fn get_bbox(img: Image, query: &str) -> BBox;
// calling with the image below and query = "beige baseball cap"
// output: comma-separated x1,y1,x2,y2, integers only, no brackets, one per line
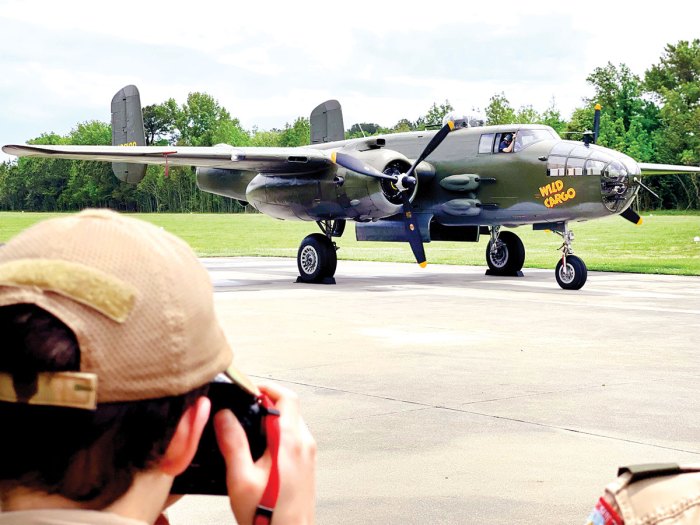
0,209,255,410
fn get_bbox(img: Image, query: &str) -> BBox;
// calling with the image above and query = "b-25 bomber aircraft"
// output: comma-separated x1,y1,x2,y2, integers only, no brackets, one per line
4,85,700,289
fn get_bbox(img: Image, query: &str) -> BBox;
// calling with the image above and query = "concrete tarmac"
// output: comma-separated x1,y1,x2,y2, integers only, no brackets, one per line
168,258,700,524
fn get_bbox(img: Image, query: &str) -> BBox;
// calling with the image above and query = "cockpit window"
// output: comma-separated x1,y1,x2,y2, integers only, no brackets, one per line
514,129,557,152
480,128,557,155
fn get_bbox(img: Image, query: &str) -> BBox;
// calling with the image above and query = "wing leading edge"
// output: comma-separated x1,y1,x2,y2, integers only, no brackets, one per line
639,163,700,176
1,144,333,175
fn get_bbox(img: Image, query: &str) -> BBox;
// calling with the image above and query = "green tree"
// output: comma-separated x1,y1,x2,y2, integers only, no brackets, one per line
420,100,454,127
391,118,415,133
143,99,179,145
19,132,71,211
485,93,516,125
346,123,383,138
211,118,251,146
586,62,645,132
645,39,700,165
177,92,231,147
62,121,125,209
541,99,567,135
250,128,282,147
644,39,700,208
596,115,626,151
623,120,655,163
0,161,23,210
515,105,541,124
279,117,310,147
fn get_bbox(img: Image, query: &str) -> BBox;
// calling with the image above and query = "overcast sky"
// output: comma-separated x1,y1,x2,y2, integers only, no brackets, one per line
1,0,698,162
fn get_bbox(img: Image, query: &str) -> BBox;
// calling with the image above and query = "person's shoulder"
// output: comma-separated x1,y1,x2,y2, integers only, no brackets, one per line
588,463,700,525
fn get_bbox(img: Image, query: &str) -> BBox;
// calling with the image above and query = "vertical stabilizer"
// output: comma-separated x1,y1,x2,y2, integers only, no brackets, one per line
111,85,146,184
310,100,344,144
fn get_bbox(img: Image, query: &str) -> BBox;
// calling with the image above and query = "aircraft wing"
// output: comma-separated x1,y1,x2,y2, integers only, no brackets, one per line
639,163,700,176
1,144,333,175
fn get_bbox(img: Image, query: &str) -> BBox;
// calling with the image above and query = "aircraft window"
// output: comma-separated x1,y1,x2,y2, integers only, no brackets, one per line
605,160,627,177
493,132,514,153
624,159,641,176
570,145,592,158
516,129,555,151
478,133,496,154
550,142,575,156
585,160,606,176
547,155,567,176
589,150,613,163
566,157,585,176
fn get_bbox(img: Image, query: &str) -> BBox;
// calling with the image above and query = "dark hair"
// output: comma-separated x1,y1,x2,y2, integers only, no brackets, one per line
0,304,207,508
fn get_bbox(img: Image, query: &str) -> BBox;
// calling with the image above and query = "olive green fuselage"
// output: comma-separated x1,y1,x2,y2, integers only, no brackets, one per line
196,124,639,240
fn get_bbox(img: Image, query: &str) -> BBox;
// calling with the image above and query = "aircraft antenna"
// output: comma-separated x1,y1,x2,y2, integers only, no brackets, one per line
358,123,367,138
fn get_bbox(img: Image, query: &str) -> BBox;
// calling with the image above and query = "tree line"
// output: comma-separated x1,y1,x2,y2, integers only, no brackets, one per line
1,39,698,212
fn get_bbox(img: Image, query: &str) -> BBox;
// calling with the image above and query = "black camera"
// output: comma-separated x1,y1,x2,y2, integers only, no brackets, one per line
171,373,270,495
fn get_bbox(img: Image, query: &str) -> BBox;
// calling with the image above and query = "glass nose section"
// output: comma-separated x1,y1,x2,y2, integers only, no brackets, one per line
601,160,631,212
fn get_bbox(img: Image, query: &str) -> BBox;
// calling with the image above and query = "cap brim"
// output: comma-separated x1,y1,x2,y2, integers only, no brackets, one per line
223,364,259,396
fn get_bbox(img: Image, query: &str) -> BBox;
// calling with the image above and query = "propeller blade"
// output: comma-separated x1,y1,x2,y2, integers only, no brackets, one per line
400,192,427,268
331,151,397,182
620,207,643,225
405,120,455,178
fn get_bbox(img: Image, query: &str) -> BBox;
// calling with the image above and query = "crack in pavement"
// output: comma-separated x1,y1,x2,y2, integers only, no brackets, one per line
255,375,700,456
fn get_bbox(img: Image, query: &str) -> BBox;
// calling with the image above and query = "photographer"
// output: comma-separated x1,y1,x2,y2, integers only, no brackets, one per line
0,210,315,525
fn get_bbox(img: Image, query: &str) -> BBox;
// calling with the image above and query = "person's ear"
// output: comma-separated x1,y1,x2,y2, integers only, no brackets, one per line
158,396,211,476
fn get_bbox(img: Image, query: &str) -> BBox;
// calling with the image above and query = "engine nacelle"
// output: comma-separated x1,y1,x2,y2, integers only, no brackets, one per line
196,167,254,202
244,149,415,222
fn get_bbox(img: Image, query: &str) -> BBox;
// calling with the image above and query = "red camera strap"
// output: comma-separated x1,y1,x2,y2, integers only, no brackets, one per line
253,394,281,525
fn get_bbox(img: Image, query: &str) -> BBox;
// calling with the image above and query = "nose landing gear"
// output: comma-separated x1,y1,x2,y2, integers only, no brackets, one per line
553,224,587,290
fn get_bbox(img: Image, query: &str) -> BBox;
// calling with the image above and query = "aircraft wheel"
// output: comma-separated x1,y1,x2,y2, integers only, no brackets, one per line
555,255,587,290
485,231,525,275
297,233,337,283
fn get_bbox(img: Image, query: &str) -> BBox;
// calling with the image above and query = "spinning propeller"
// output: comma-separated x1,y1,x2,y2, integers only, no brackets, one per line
331,120,458,267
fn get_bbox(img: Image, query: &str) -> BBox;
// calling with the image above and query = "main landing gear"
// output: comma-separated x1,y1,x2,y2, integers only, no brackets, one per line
553,224,587,290
484,224,587,290
296,220,344,284
485,226,525,276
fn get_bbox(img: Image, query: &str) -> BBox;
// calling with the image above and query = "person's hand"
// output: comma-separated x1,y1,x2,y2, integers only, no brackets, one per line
214,382,316,524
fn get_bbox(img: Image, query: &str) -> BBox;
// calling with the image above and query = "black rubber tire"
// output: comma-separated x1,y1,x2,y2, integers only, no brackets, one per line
297,234,337,283
555,255,588,290
485,231,525,275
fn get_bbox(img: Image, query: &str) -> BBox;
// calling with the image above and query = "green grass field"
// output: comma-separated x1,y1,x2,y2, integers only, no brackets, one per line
1,211,699,275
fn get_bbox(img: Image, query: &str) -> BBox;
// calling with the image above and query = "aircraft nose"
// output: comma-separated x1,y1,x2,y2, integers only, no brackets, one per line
600,158,640,213
625,159,642,177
